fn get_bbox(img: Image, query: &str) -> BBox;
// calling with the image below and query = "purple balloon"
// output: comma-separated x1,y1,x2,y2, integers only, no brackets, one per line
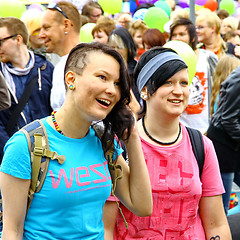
178,0,189,8
234,0,240,8
28,3,45,12
138,0,158,5
195,0,207,6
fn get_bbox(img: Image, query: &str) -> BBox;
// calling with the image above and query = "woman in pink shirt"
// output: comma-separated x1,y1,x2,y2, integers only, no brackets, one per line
104,46,231,240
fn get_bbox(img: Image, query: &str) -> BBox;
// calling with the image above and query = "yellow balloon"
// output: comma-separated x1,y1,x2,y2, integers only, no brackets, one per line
164,40,197,85
0,0,26,18
80,23,96,43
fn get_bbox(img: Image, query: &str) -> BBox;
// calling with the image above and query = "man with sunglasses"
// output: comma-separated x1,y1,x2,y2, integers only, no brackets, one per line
0,17,54,161
40,1,81,111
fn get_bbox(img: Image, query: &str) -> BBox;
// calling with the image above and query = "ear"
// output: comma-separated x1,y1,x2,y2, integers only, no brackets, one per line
65,71,76,88
63,19,72,33
141,86,149,101
211,25,216,34
16,35,24,46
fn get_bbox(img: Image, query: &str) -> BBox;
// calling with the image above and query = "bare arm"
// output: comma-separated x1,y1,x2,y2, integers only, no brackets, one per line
199,195,232,240
103,201,119,240
0,72,11,111
111,121,153,217
0,172,30,240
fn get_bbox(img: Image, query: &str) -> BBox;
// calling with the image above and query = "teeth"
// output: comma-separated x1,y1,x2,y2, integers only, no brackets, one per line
98,99,110,105
171,100,181,103
101,99,110,104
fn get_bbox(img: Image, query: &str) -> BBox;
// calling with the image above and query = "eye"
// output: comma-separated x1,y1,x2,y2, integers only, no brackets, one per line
181,80,189,86
98,75,106,80
164,81,172,85
44,26,50,31
114,81,120,86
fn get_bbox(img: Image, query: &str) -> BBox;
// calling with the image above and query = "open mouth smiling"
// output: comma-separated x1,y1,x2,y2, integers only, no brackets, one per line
169,99,182,104
96,98,111,107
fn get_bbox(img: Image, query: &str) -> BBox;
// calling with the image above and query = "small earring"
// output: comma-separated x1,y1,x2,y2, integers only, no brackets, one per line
65,32,68,35
69,85,74,90
141,93,147,100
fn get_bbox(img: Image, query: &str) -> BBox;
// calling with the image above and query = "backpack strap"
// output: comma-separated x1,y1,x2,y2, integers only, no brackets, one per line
186,127,205,178
20,119,65,213
93,123,128,228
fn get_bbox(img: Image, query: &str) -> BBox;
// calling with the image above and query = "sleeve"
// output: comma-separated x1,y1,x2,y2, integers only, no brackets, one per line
0,131,31,180
201,135,225,197
107,139,123,202
50,58,67,111
207,51,218,77
0,71,11,111
219,70,240,143
113,138,124,162
0,121,10,162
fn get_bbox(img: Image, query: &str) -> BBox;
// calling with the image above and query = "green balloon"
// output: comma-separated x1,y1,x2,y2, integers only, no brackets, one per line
0,0,26,18
144,7,169,33
98,0,123,14
219,0,235,15
164,40,197,85
80,23,96,43
154,1,171,17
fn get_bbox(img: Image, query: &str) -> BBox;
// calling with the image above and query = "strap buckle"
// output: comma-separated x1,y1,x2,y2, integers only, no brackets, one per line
33,146,44,156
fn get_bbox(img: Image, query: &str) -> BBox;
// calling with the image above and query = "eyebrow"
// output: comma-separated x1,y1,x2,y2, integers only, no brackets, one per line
98,70,112,77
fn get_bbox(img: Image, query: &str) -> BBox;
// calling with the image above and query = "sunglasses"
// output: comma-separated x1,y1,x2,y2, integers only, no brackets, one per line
0,34,18,47
48,2,69,19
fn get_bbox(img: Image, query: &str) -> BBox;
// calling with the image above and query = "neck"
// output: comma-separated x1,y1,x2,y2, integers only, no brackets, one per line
48,106,92,139
203,34,219,51
11,47,30,68
140,114,181,145
57,34,80,57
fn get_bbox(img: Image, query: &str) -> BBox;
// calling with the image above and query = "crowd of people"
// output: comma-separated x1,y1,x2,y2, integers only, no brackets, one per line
0,0,240,239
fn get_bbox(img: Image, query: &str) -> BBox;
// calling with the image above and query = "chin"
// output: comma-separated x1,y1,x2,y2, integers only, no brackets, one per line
0,57,8,63
90,112,108,122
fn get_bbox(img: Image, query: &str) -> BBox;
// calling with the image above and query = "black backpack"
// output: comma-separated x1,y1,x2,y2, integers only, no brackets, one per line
186,127,205,178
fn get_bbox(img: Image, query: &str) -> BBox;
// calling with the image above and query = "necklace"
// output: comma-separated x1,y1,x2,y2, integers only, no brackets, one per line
51,111,64,135
142,116,181,145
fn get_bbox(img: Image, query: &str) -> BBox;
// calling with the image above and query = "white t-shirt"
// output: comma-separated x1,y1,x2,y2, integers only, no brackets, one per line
180,50,212,134
50,55,68,111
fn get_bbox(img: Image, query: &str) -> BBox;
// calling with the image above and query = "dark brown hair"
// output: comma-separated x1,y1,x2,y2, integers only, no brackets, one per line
65,42,134,150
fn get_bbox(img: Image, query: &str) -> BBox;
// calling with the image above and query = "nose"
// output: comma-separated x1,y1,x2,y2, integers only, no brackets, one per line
105,81,118,96
39,28,46,39
172,82,183,95
174,35,181,41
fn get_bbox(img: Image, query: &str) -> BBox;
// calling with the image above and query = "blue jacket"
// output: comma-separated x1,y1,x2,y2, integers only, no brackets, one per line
0,53,54,161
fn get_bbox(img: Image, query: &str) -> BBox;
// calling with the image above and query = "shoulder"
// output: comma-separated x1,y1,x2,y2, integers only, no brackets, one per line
53,55,68,72
200,49,218,62
226,42,235,54
1,130,31,179
34,53,54,71
223,66,240,87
